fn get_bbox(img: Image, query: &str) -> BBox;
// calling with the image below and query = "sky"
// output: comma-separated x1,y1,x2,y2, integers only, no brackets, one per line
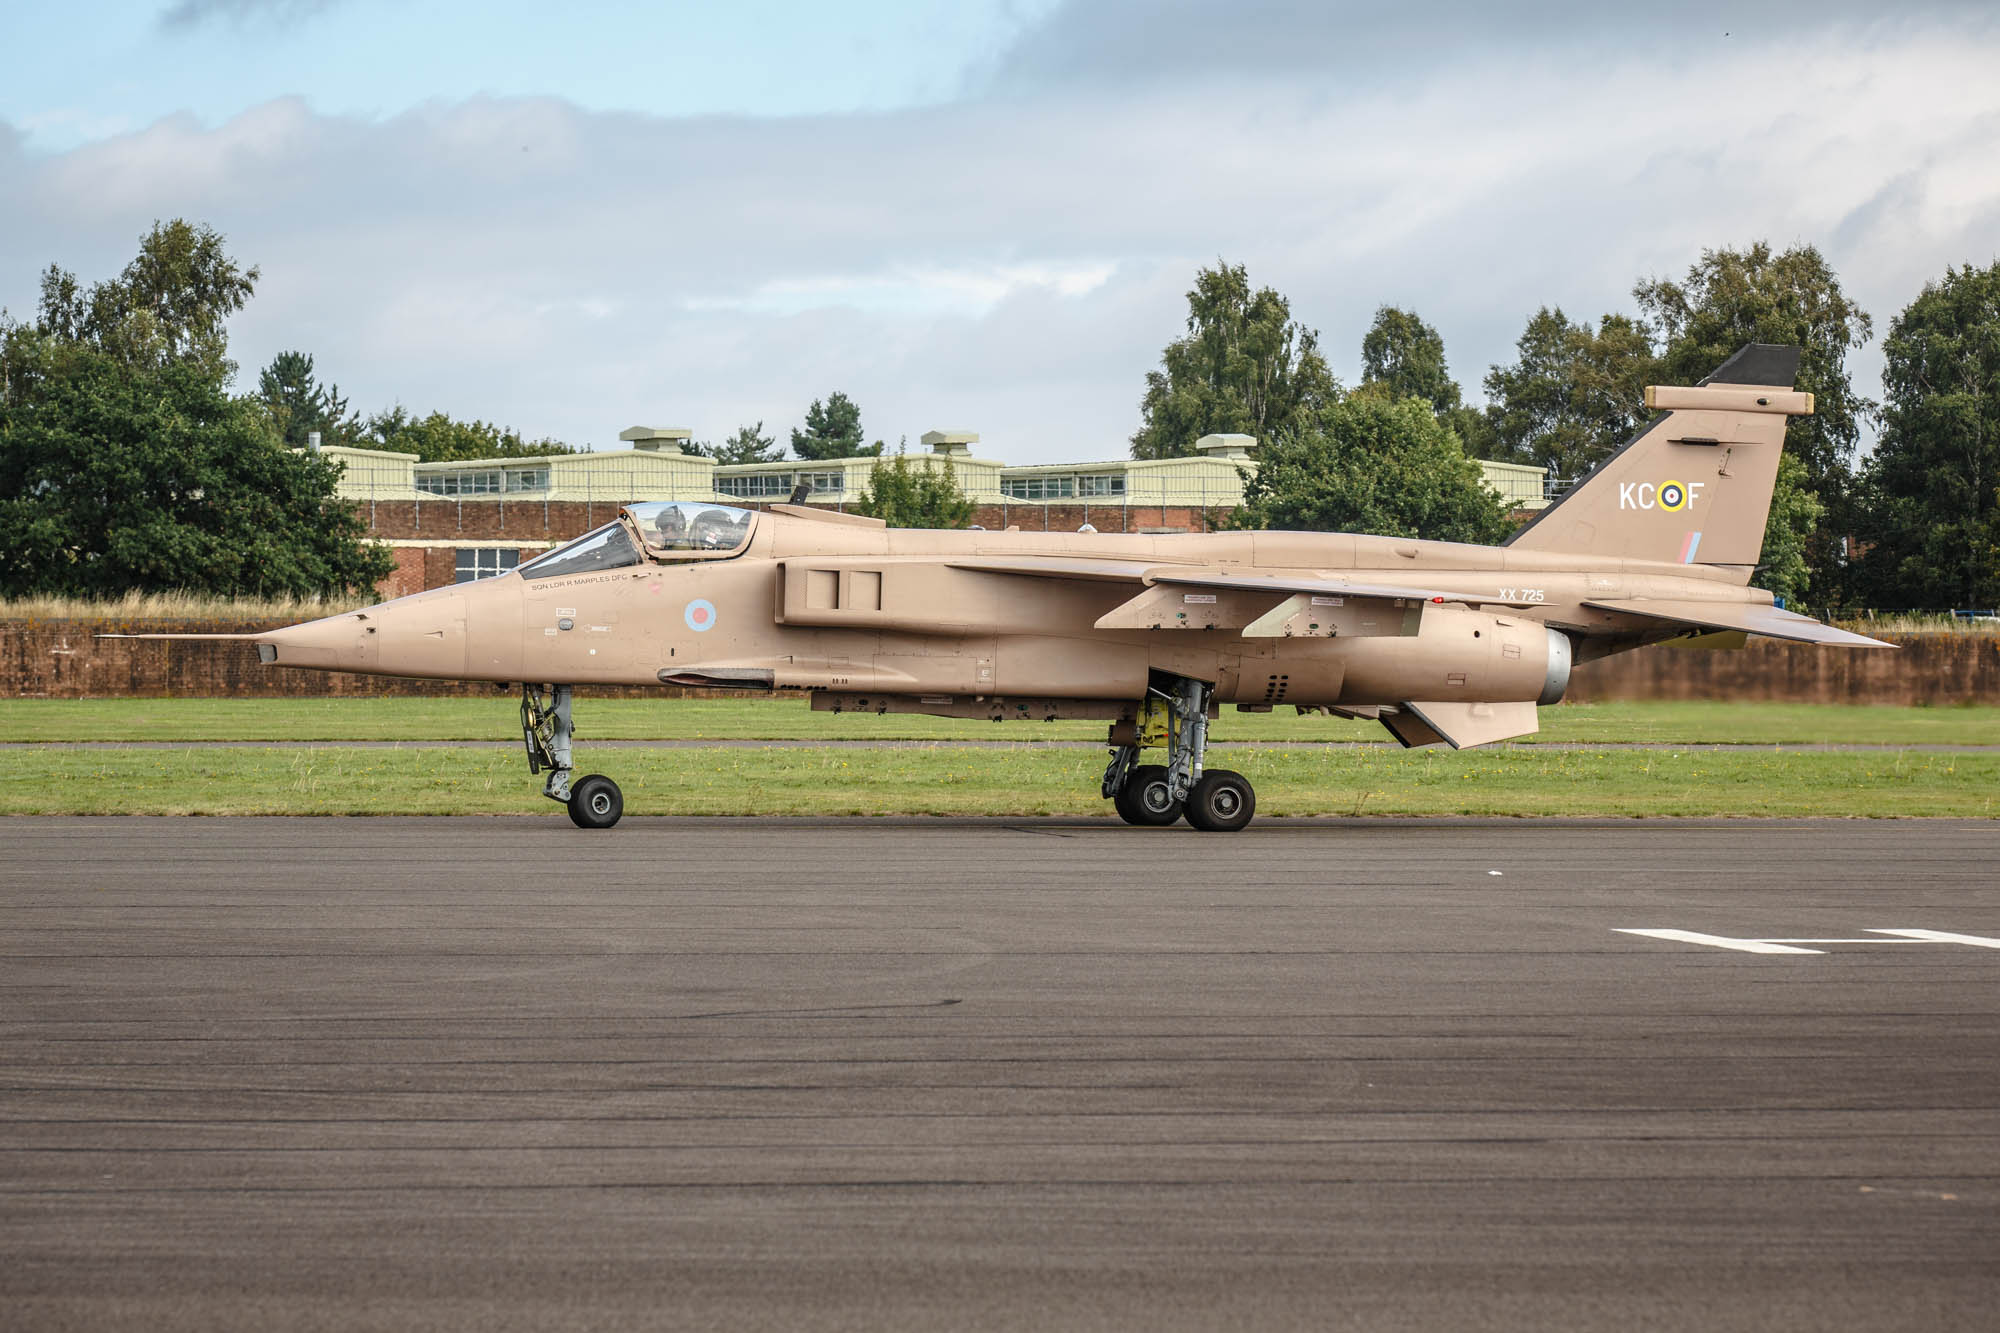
4,0,1999,462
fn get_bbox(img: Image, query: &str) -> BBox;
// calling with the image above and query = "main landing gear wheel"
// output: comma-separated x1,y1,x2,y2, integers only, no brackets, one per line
1184,769,1255,833
1114,763,1184,826
1101,674,1260,831
566,774,623,829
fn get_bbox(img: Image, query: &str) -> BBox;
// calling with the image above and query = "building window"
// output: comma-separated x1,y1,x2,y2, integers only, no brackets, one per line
505,468,549,492
418,470,503,496
1002,475,1077,500
454,548,520,583
1076,474,1127,497
801,471,844,495
717,473,796,498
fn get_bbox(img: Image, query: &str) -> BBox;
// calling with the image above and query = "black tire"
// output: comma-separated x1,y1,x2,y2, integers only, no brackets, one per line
567,774,623,829
1185,769,1255,832
1114,764,1183,826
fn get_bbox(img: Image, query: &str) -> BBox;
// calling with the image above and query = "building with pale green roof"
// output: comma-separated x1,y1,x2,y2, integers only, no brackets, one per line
319,424,1546,514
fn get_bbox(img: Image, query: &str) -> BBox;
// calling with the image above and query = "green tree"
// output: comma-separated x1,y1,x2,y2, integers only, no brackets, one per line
790,391,878,460
1131,261,1339,460
852,447,974,528
0,223,391,598
257,349,357,448
688,420,785,465
1758,453,1825,606
1852,261,2000,609
356,406,575,461
1358,306,1461,415
33,219,257,374
1481,307,1657,483
1635,243,1872,492
1233,393,1510,543
1634,242,1872,599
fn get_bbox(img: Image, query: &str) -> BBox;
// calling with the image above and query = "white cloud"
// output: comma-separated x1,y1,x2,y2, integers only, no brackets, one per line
4,9,1999,461
689,261,1117,317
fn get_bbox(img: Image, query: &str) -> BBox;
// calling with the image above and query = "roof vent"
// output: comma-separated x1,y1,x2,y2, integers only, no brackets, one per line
1194,433,1256,458
921,429,979,456
619,426,694,454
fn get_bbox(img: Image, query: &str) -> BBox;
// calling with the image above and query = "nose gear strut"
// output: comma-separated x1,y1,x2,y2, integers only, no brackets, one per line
521,683,623,828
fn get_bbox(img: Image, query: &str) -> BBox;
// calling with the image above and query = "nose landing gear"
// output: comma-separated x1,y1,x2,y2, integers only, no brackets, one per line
1101,674,1256,831
522,683,624,829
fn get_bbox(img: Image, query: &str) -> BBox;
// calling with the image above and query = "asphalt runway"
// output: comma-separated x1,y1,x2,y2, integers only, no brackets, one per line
9,739,1993,752
4,817,1997,1332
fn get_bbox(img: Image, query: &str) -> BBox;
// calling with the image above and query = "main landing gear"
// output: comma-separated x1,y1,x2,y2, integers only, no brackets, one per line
522,684,623,829
1101,674,1257,832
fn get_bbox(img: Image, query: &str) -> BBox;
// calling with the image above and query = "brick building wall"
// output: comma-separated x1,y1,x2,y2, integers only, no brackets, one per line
356,498,1238,599
969,504,1229,533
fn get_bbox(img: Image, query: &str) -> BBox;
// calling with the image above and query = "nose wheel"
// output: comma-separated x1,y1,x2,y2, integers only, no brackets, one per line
566,774,624,829
522,683,624,828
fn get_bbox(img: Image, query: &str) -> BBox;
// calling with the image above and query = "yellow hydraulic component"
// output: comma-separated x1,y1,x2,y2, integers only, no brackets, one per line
1135,698,1171,749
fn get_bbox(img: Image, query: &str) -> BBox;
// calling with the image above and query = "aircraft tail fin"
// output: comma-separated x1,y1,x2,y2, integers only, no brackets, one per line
1503,344,1813,580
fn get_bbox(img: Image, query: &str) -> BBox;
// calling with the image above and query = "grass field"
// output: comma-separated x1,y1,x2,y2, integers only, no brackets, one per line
8,696,2000,746
8,697,1994,819
7,740,1992,816
3,742,1993,818
0,591,372,623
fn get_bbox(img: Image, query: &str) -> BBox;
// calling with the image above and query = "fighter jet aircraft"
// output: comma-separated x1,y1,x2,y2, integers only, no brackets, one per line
222,344,1889,830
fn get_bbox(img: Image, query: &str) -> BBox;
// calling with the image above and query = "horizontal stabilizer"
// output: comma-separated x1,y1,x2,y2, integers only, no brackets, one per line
1583,599,1894,647
1382,700,1540,750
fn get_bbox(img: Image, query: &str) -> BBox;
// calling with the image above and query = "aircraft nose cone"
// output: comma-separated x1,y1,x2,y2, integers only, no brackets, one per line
257,582,516,682
373,590,471,678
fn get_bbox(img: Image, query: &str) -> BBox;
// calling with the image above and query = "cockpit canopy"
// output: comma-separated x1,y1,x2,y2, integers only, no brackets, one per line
624,501,755,555
516,502,756,581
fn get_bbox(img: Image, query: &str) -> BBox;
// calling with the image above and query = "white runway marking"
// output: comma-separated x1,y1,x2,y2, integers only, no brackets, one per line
1617,927,2000,955
1617,929,1821,954
1868,928,2000,948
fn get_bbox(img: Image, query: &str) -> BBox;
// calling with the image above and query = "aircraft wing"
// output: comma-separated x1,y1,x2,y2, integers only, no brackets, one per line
1582,599,1895,647
947,555,1546,638
946,556,1467,603
1144,570,1462,602
945,556,1167,583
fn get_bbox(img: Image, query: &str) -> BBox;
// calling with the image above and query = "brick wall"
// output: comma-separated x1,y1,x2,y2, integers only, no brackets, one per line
2,620,663,699
970,504,1230,533
354,498,1238,545
1565,633,2000,707
361,499,623,542
8,618,1995,704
